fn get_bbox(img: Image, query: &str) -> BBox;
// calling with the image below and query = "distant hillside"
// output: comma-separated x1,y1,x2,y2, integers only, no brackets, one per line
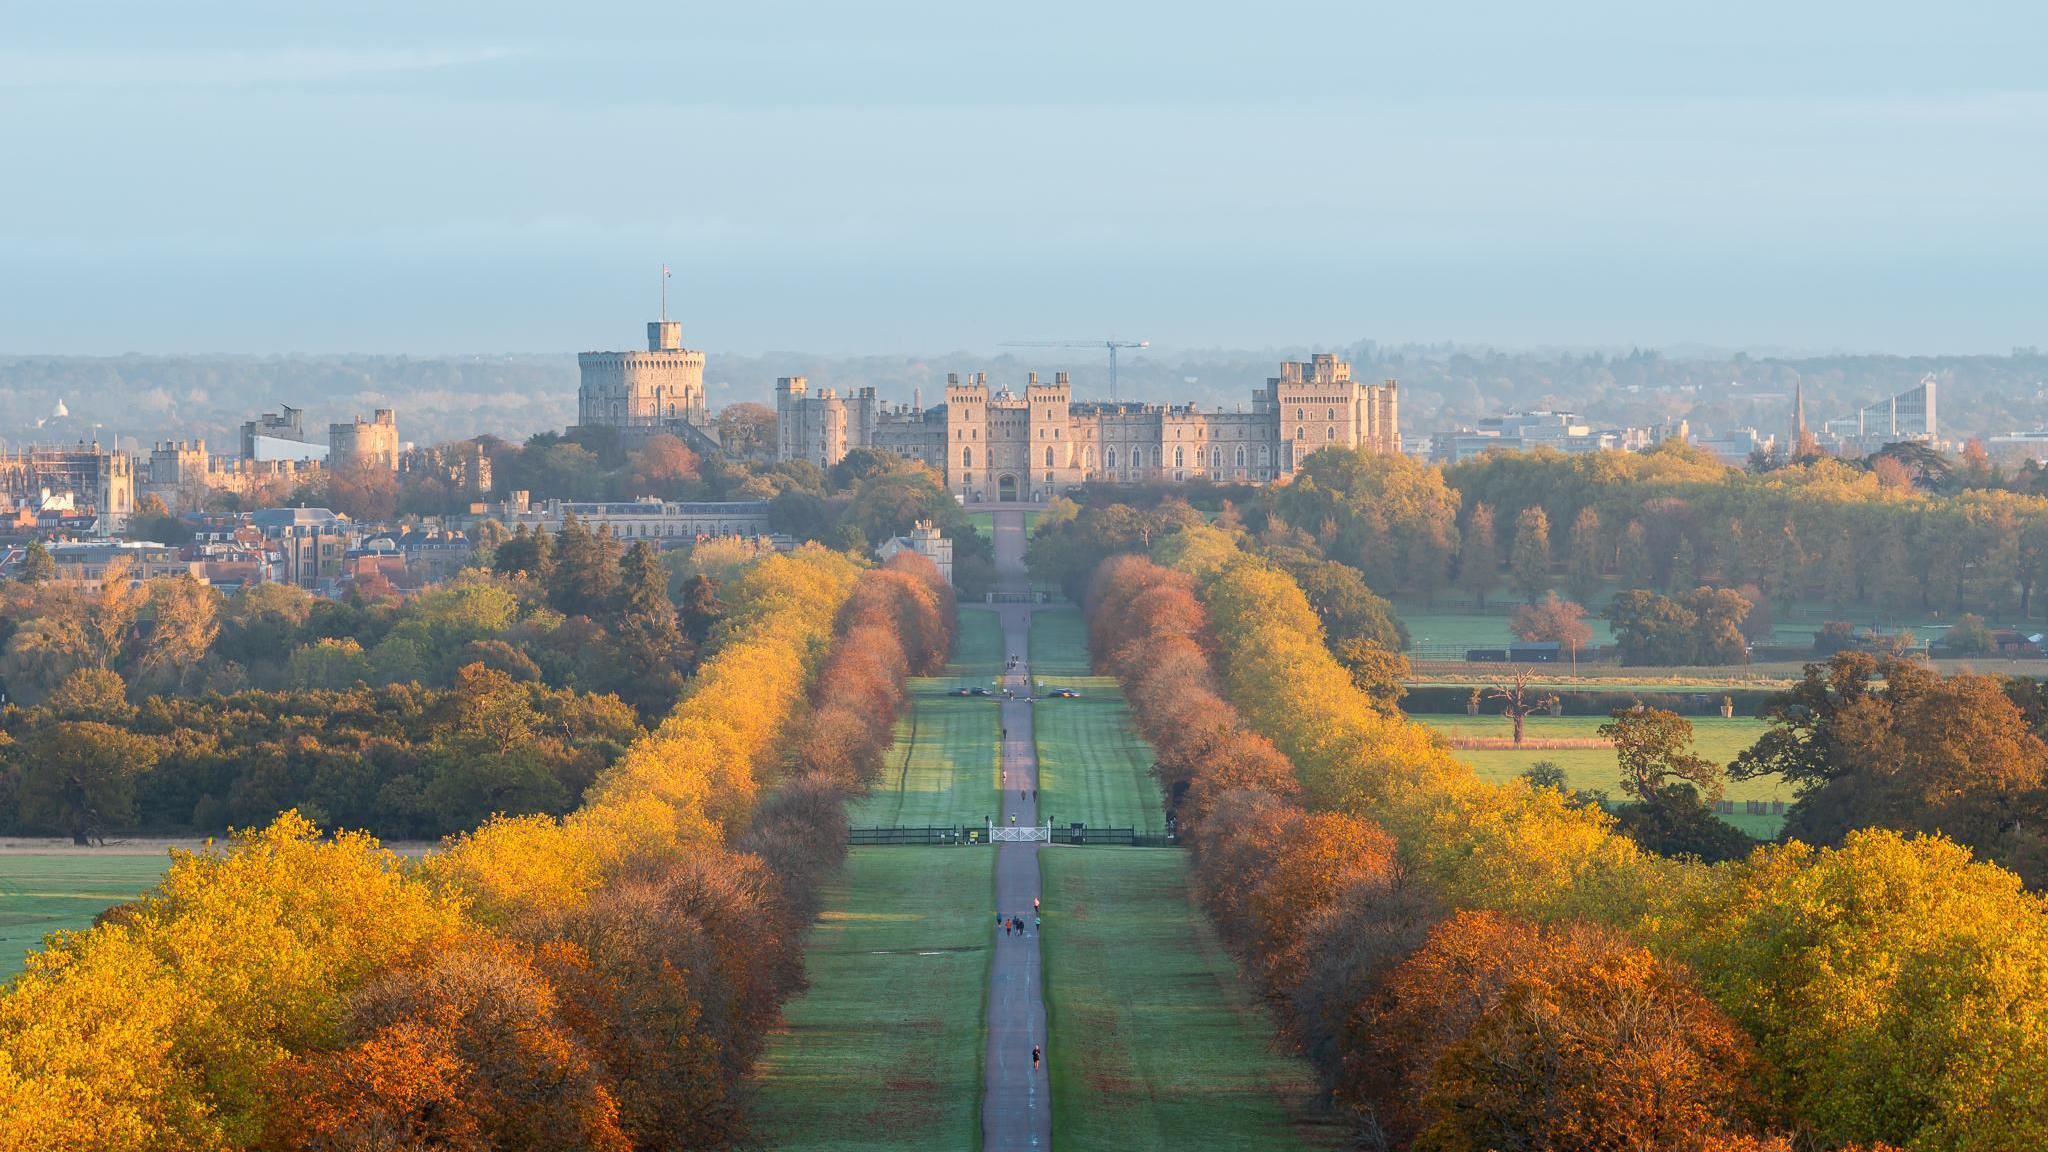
5,344,2044,450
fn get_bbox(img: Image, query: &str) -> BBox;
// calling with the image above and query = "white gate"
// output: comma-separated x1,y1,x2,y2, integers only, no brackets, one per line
988,819,1051,843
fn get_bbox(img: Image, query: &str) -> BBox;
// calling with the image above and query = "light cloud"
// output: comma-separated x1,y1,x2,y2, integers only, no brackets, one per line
0,46,524,89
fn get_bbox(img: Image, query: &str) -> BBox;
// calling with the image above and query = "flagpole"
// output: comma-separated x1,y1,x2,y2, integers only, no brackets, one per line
660,264,668,322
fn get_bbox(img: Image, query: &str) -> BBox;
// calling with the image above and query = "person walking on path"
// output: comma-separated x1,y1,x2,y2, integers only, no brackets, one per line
1033,896,1040,913
1032,1045,1042,1073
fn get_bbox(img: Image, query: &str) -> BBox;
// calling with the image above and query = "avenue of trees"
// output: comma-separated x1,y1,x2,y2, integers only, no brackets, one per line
0,544,957,1150
1092,525,2048,1151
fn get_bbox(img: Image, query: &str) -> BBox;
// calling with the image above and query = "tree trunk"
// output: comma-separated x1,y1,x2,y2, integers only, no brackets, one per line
1512,710,1526,746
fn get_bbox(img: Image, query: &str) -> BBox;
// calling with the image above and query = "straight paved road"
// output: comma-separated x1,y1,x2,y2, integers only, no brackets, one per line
983,509,1052,1151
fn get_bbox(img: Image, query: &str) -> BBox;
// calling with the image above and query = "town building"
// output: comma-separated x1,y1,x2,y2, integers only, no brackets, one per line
251,507,353,590
877,521,954,585
241,407,316,460
0,442,136,533
777,353,1400,502
1820,375,1940,455
329,410,400,473
44,541,205,586
483,492,779,546
145,439,317,510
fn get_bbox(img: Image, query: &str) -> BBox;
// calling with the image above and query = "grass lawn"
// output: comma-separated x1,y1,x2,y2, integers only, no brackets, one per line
1417,714,1788,838
1040,849,1339,1151
950,608,1005,678
753,848,994,1151
968,510,1041,538
1027,607,1094,681
850,693,1003,828
850,609,1008,828
0,854,174,981
1034,695,1167,835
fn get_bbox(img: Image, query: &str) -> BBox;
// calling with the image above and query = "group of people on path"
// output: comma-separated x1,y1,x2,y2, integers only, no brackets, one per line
997,902,1041,938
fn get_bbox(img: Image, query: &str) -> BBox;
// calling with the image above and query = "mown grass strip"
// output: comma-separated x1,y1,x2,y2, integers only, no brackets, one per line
753,847,995,1151
1040,848,1339,1151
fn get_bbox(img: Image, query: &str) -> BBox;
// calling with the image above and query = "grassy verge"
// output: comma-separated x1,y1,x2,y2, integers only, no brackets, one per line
753,847,995,1151
1040,849,1339,1151
0,854,174,981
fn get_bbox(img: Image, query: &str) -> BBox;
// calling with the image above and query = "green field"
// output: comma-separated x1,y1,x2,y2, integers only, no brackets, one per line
0,853,174,981
1027,607,1094,681
849,611,1005,828
1034,694,1166,835
949,608,1005,677
753,848,995,1151
1040,849,1337,1151
1418,714,1788,838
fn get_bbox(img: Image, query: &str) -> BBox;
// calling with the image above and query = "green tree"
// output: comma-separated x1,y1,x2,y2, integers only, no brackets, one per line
16,720,160,844
1600,707,1751,862
547,514,621,616
1565,506,1602,602
1618,519,1654,589
492,524,555,582
1509,506,1551,601
1458,503,1500,607
1606,590,1698,665
15,539,56,585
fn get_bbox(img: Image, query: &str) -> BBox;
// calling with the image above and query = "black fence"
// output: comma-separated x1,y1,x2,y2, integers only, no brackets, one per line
847,825,1178,848
1049,826,1177,847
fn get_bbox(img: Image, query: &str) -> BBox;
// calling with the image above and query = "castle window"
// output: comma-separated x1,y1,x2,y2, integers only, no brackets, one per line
1045,447,1054,467
1327,408,1335,421
1296,407,1304,421
963,447,973,468
1236,446,1247,467
1327,427,1336,440
1175,446,1184,467
1295,426,1305,440
1106,448,1117,468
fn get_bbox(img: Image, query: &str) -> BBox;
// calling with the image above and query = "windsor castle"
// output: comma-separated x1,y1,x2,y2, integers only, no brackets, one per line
579,316,1399,502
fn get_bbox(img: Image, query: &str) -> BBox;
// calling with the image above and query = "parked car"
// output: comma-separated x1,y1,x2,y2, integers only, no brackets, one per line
1048,688,1081,699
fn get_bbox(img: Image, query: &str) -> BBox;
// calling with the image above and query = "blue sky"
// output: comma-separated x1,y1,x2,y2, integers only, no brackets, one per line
3,1,2043,355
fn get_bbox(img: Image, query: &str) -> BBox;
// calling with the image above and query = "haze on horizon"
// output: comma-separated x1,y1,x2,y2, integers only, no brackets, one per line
4,1,2044,358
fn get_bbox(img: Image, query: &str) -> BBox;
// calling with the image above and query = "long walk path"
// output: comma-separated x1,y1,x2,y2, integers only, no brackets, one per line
983,509,1051,1151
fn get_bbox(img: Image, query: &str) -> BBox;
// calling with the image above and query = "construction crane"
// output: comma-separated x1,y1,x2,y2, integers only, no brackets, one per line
998,339,1151,402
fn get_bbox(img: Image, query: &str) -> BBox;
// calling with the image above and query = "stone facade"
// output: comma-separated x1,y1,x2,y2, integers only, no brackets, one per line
578,320,710,437
146,439,316,510
330,410,399,473
774,353,1398,502
877,520,954,585
0,443,136,532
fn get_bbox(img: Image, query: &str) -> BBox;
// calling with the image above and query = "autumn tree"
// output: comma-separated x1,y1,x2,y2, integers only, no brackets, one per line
270,942,628,1152
1510,592,1592,669
1734,653,2048,880
1356,911,1783,1152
